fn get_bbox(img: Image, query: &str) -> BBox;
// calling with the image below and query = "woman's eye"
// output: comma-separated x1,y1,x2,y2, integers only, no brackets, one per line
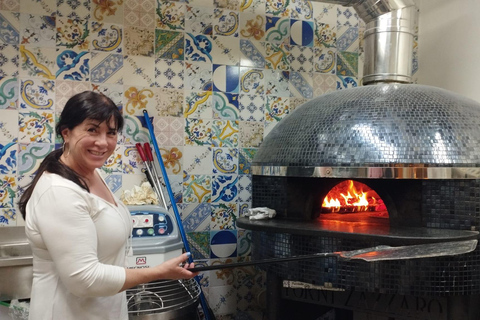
87,128,97,132
108,131,117,136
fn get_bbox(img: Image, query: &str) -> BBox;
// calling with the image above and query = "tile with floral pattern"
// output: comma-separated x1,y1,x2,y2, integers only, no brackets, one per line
263,69,289,96
185,118,211,146
0,11,19,45
288,45,313,72
237,228,251,256
213,8,239,37
236,174,251,203
123,55,155,87
156,0,185,31
211,120,238,147
154,88,183,117
185,62,212,91
155,58,184,89
211,35,240,66
91,0,123,24
336,51,358,77
0,110,17,143
90,52,123,84
56,18,90,49
101,144,122,174
56,48,90,81
212,147,237,174
18,142,53,176
125,26,154,57
19,78,55,110
19,111,54,143
289,0,313,20
289,71,313,99
183,173,211,203
121,144,143,174
181,203,211,232
314,19,336,50
290,96,307,112
185,5,213,35
213,91,238,120
239,39,265,68
337,26,359,53
0,141,17,174
336,74,358,90
122,114,151,144
266,0,289,17
265,16,290,44
337,6,359,29
240,0,264,13
238,94,263,121
104,174,122,194
314,47,336,74
123,86,155,116
264,42,289,70
211,173,237,203
238,202,250,217
0,175,16,208
239,13,264,41
0,44,19,77
214,0,239,11
1,0,20,11
19,45,56,79
211,202,237,229
238,148,256,174
155,29,184,60
265,95,289,123
212,64,239,93
0,208,16,225
19,0,55,16
54,80,89,112
157,146,183,175
184,91,212,119
209,257,236,287
182,146,212,175
20,14,55,47
124,0,155,28
209,285,237,315
239,67,264,95
185,33,213,63
313,73,336,96
57,0,90,19
155,117,184,147
90,22,123,53
238,121,262,148
0,77,18,109
187,231,210,259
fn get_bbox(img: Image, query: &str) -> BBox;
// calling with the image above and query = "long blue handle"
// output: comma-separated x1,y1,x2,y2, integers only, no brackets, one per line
142,110,213,320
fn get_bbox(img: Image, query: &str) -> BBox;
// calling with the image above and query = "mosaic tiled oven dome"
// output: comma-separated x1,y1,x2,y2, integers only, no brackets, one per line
253,84,480,171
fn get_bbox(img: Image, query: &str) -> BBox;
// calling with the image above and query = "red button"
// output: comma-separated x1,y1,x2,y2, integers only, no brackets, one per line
159,228,165,234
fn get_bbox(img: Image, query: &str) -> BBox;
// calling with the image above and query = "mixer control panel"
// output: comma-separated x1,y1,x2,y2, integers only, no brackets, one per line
130,211,175,237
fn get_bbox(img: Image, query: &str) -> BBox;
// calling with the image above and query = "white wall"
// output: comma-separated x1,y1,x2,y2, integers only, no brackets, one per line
416,0,480,102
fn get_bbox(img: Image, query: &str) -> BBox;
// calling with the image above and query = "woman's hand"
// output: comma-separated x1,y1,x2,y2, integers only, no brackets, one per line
154,252,199,280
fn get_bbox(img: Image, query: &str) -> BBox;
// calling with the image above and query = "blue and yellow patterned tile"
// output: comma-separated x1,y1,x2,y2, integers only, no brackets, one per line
19,0,55,16
208,258,237,286
336,51,358,77
0,141,16,174
90,52,123,84
314,19,336,51
238,121,262,148
123,55,155,87
19,46,56,79
156,146,183,174
213,91,238,120
209,285,237,315
155,29,184,60
56,47,90,81
211,35,240,66
214,0,240,11
123,86,154,116
101,145,122,174
314,47,336,74
239,67,264,95
240,0,265,14
213,8,239,37
213,147,238,174
289,71,313,99
0,208,16,226
210,230,237,258
154,88,183,117
336,74,358,90
124,0,155,28
289,0,313,20
20,14,55,47
156,0,185,31
264,42,289,70
212,175,238,203
19,111,54,143
313,73,336,96
155,59,185,89
239,39,265,68
91,0,123,24
290,19,314,47
211,119,238,147
263,69,289,96
288,45,313,72
91,83,123,108
238,202,250,217
184,90,212,118
1,0,19,11
19,78,55,111
238,148,256,174
183,173,211,203
265,16,290,43
0,110,18,141
121,145,143,174
181,203,211,232
185,62,212,91
187,231,211,260
125,26,154,57
182,146,212,175
211,202,237,230
90,22,123,53
185,118,212,146
266,0,289,17
57,0,90,20
212,64,239,94
236,174,251,203
185,33,213,63
238,94,263,121
155,117,184,147
1,11,20,45
265,95,290,123
122,114,151,144
237,228,251,256
0,77,18,109
56,18,90,50
185,5,213,35
0,44,19,77
54,80,90,112
17,142,53,176
239,13,265,41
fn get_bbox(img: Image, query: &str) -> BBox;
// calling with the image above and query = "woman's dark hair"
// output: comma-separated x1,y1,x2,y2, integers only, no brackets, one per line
18,91,124,219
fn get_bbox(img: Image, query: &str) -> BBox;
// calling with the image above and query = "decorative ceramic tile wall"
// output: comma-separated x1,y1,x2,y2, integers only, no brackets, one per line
0,0,381,318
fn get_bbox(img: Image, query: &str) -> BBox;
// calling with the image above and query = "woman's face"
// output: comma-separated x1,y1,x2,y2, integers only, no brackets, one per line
61,117,118,175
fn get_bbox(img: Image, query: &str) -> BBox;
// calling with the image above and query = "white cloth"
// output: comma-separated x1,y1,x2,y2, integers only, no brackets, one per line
25,172,133,320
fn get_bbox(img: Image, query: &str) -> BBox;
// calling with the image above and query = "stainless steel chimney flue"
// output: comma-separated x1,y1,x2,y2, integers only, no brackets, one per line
313,0,418,85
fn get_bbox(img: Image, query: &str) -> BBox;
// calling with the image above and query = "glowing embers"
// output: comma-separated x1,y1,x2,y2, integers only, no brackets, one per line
321,180,388,217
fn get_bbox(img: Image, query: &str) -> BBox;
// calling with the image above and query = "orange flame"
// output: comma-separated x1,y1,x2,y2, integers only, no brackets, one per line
322,180,381,213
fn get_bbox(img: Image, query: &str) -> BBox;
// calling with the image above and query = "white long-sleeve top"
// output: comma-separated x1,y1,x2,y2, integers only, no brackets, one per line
25,172,133,320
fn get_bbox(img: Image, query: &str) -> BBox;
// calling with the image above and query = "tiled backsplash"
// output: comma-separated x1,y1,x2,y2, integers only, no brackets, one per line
0,0,370,317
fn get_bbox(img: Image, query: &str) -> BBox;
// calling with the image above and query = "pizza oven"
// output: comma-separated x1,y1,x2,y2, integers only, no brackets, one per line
236,1,480,319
